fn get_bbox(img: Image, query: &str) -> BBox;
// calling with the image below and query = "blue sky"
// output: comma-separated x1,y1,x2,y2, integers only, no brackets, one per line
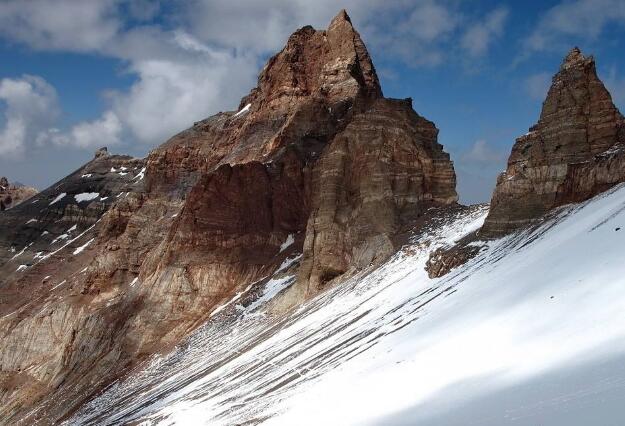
1,0,625,203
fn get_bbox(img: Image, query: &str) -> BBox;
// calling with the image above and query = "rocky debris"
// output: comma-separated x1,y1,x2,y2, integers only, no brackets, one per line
0,10,457,424
425,245,481,278
0,177,38,210
94,146,109,158
482,47,625,237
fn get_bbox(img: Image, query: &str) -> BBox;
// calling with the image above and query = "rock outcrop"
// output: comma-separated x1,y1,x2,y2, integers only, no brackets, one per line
481,48,625,236
0,177,38,210
0,10,457,424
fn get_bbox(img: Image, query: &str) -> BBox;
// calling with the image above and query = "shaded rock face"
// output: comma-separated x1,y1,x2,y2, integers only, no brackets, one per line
0,177,38,211
301,98,457,291
482,48,625,236
425,245,481,279
0,10,457,424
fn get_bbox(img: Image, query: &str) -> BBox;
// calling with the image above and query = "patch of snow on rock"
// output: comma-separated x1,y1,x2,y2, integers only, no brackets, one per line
49,193,66,205
279,234,295,252
134,167,146,181
73,238,95,255
233,103,251,118
74,192,100,203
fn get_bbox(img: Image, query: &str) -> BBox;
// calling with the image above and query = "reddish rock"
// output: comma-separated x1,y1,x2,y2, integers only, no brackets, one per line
482,48,625,236
0,10,457,423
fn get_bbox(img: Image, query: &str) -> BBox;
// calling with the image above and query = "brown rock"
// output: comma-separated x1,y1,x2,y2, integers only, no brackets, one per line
300,97,457,291
425,245,481,278
482,47,625,237
0,10,457,423
0,177,38,211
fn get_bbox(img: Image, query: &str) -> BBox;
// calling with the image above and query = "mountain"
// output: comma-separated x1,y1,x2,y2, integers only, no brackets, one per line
0,10,457,424
482,47,625,236
67,180,625,426
1,12,625,426
0,176,38,210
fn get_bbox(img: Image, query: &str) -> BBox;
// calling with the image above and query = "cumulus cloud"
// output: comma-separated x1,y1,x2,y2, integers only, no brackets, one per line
0,0,120,52
461,7,509,57
110,46,257,144
0,75,60,156
40,111,122,148
524,0,625,53
524,72,552,101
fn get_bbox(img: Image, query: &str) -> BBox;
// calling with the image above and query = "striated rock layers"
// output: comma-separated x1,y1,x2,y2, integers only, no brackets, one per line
0,10,456,424
0,177,38,211
482,48,625,236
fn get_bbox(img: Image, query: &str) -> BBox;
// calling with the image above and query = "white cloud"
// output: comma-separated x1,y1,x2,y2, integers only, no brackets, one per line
111,47,257,145
524,72,552,101
0,1,510,154
0,75,60,156
461,139,506,166
43,111,123,148
524,0,625,53
461,7,509,57
0,0,120,52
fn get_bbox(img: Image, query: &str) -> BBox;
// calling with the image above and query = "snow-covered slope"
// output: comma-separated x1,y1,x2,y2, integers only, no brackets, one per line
68,184,625,426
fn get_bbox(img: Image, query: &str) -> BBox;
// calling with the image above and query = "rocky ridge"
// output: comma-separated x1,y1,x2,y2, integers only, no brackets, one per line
481,47,625,236
425,47,625,279
0,177,38,211
0,10,457,424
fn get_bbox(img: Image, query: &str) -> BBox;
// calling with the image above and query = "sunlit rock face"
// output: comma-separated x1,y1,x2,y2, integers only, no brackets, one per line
482,48,625,237
0,10,457,424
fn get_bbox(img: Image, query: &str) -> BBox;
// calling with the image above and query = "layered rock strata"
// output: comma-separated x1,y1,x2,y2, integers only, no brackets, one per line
482,48,625,236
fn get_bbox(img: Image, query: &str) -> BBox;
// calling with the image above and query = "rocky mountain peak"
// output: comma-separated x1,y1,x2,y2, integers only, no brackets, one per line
481,47,625,236
243,8,381,112
560,46,587,69
330,8,352,26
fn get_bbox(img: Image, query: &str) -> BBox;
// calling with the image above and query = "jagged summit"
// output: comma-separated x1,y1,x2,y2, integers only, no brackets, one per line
0,176,37,211
331,8,352,24
240,8,381,114
481,48,625,236
560,46,588,69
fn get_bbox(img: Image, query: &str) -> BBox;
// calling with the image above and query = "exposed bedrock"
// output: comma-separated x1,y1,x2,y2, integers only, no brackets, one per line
482,47,625,237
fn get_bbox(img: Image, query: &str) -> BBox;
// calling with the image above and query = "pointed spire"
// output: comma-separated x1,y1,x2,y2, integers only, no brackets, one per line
332,9,352,25
560,46,587,70
329,9,353,32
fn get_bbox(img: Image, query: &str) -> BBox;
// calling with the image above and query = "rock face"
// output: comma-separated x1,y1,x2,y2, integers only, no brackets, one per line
0,177,38,210
482,48,625,236
0,10,457,424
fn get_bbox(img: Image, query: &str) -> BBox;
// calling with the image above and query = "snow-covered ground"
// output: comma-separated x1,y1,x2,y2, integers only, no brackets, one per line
68,184,625,426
